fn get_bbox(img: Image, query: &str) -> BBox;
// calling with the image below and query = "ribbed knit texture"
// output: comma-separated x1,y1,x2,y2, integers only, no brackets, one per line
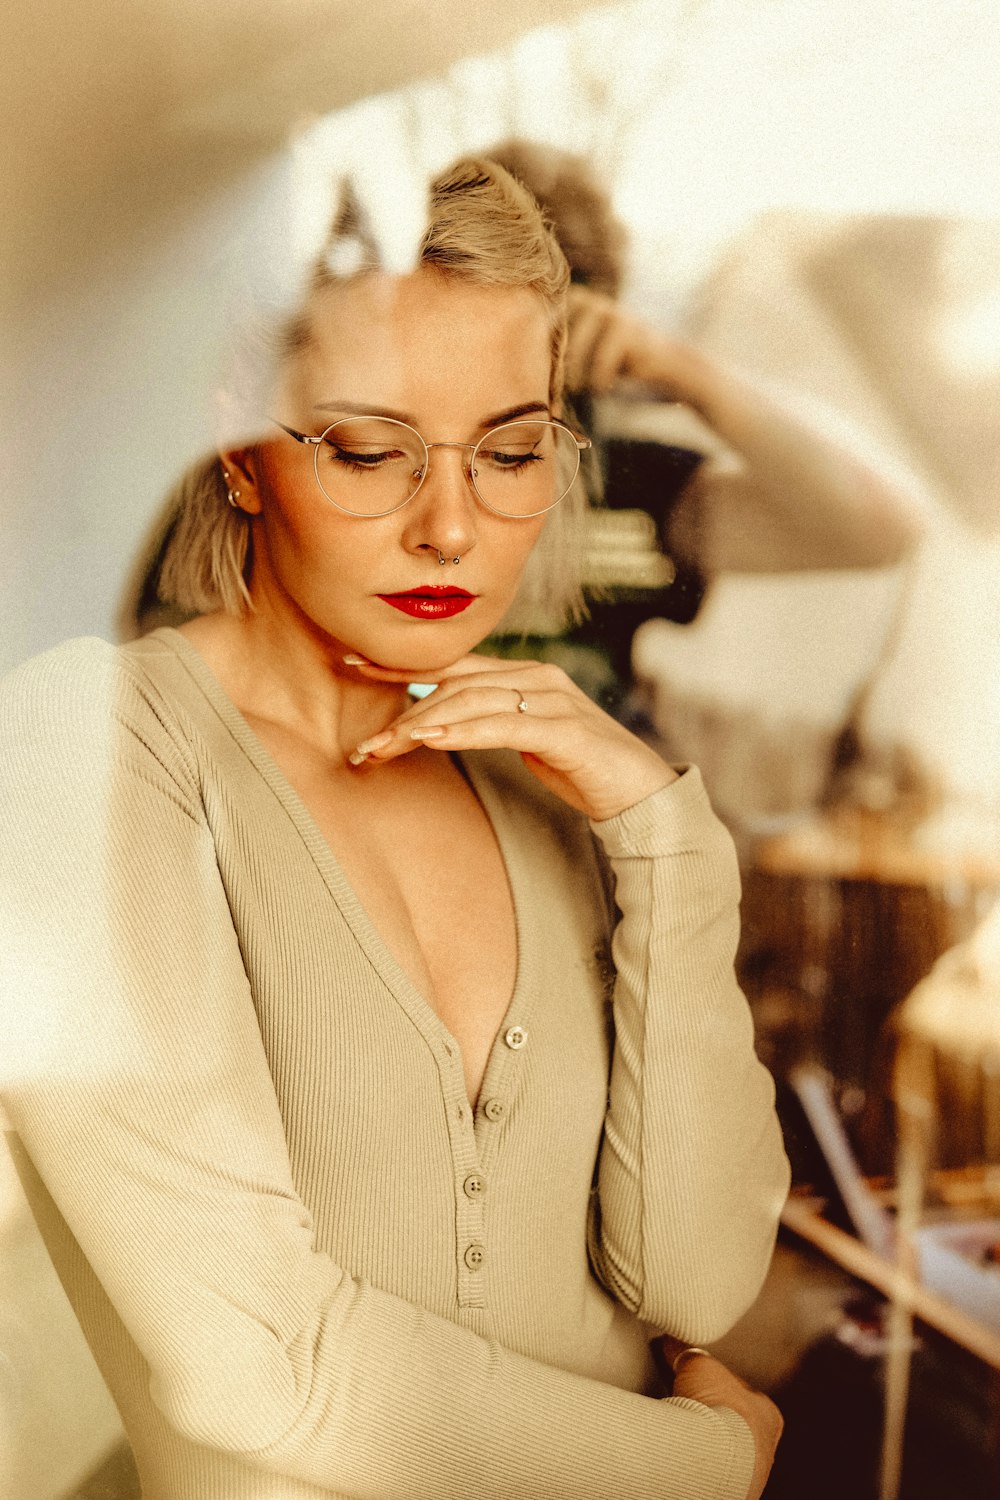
0,630,788,1500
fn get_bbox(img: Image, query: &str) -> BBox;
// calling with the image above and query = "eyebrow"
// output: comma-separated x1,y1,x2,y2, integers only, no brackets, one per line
313,399,552,429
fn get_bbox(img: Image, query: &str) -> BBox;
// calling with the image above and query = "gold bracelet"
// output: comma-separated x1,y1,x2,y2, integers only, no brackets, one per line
671,1345,712,1375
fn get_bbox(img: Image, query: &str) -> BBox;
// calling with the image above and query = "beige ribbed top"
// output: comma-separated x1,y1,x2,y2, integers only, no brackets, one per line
0,629,788,1500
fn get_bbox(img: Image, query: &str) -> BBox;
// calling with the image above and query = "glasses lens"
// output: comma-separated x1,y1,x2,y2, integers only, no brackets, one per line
313,418,425,515
472,422,579,516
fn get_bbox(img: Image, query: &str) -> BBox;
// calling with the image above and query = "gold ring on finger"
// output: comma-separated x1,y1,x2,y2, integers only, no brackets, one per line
513,689,529,714
671,1346,711,1376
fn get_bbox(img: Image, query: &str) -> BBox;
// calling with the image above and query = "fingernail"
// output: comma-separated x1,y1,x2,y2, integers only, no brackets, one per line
410,726,444,740
354,731,392,755
343,654,368,666
347,751,368,766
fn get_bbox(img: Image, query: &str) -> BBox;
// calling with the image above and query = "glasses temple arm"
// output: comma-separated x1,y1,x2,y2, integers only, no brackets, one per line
270,419,321,446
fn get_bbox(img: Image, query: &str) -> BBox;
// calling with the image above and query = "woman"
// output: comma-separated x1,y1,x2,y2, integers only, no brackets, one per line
1,159,787,1499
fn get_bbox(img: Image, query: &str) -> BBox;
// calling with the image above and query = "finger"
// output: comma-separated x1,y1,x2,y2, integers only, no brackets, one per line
672,1358,753,1408
357,692,564,765
653,1335,687,1372
566,306,615,390
390,687,523,730
567,284,616,327
393,658,602,737
352,716,494,767
342,651,530,686
587,318,641,392
353,702,582,771
341,653,457,687
651,1334,731,1374
348,710,593,815
566,292,612,369
389,672,567,727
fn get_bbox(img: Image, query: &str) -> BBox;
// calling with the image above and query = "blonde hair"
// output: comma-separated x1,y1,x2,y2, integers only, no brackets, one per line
154,156,585,633
485,138,628,299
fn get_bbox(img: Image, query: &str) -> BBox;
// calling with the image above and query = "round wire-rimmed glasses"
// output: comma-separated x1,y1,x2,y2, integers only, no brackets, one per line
271,415,591,519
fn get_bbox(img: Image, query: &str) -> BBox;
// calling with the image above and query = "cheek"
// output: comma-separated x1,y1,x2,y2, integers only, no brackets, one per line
253,485,376,597
257,459,349,555
483,521,546,613
256,456,311,537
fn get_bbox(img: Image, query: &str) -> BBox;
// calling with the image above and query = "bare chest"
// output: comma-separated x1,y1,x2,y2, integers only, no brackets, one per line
261,738,518,1103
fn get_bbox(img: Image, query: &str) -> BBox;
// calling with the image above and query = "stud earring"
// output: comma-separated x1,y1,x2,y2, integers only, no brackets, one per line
222,467,242,507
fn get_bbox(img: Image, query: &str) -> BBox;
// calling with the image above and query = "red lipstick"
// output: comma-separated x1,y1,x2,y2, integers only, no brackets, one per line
377,586,476,619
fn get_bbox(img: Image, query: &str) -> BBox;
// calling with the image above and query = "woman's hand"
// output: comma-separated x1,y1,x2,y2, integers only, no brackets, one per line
566,284,932,570
655,1338,783,1500
345,652,677,822
566,284,691,398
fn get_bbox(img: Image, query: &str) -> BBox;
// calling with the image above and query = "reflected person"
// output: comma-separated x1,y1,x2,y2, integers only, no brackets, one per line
488,138,932,585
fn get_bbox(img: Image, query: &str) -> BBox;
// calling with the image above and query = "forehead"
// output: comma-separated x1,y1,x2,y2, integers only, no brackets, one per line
286,269,554,424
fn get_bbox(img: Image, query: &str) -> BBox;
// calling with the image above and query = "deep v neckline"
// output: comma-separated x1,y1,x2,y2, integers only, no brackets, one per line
146,627,539,1085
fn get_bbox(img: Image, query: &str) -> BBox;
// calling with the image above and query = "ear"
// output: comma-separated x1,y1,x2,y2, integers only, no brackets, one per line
218,447,263,516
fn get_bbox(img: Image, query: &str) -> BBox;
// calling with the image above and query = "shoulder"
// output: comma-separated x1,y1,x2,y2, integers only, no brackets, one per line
2,632,172,706
1,634,115,702
0,635,200,812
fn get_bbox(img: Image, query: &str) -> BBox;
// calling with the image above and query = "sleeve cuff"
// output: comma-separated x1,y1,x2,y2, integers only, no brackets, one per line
714,1405,757,1500
588,765,724,859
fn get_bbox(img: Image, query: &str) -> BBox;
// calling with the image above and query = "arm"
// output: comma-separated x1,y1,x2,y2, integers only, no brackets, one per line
587,769,791,1343
0,642,755,1500
567,284,934,571
324,650,789,1346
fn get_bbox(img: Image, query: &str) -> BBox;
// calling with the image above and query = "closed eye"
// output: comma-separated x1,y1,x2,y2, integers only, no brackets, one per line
478,448,544,472
322,442,406,470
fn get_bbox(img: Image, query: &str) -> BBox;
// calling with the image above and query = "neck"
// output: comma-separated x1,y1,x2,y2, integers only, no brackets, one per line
179,607,411,763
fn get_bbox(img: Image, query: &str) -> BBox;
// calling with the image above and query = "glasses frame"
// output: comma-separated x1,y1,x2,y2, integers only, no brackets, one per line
271,415,591,519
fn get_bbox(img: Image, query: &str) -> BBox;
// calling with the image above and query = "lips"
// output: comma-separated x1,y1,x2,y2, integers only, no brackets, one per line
377,587,476,619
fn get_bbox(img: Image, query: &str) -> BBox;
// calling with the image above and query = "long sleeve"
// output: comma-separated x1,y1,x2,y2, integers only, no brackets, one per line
0,641,756,1500
588,768,790,1343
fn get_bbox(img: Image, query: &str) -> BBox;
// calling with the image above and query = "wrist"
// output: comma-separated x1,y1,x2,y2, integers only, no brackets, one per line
636,334,716,413
594,763,679,823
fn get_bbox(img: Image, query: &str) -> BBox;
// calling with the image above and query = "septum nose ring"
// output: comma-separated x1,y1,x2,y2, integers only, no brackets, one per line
437,551,461,566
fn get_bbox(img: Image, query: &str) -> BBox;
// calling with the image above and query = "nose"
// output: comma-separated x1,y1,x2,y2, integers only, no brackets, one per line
399,442,479,565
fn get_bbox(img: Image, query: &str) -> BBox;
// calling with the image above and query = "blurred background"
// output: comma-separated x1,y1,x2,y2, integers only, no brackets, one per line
4,1,1000,1495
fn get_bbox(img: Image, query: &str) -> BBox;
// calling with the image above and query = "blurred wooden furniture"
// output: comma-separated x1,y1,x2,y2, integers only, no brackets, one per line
765,833,1000,1500
782,1171,1000,1499
780,1174,1000,1371
738,803,1000,1169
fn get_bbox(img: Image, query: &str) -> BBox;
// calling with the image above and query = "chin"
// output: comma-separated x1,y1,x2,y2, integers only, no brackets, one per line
371,640,482,675
358,614,501,673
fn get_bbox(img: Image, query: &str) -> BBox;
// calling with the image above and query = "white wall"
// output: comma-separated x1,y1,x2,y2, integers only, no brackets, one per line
3,151,297,676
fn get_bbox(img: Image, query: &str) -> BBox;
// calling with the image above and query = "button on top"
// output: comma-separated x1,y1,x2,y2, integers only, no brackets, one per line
464,1242,486,1270
504,1025,528,1051
482,1097,506,1122
463,1173,486,1199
